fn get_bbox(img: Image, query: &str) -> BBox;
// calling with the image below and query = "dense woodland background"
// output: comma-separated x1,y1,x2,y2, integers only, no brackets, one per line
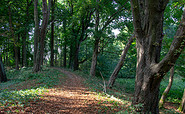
0,0,185,113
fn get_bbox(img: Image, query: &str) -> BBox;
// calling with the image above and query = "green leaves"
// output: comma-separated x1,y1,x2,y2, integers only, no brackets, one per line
0,87,46,108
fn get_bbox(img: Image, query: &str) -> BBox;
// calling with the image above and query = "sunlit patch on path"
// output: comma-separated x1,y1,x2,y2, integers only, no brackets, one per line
22,68,127,113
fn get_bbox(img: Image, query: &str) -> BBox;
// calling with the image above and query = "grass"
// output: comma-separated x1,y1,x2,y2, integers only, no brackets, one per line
73,70,184,113
160,75,185,103
0,67,65,112
1,67,183,113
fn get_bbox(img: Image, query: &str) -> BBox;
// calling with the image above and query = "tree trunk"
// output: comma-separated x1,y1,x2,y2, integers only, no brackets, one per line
108,35,134,88
33,0,40,72
63,41,67,67
39,0,51,66
54,39,58,66
73,41,80,70
33,0,51,72
22,0,31,67
22,32,27,67
131,0,185,113
50,0,55,66
90,1,99,76
6,39,9,66
159,66,174,108
18,34,21,65
69,37,74,69
8,4,19,70
0,53,7,83
179,89,185,113
63,19,67,68
90,38,99,76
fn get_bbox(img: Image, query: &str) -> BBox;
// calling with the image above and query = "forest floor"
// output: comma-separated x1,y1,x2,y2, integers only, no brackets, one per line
0,67,182,113
24,67,127,113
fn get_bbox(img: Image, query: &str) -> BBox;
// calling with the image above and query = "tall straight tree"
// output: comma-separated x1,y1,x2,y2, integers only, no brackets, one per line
90,0,100,76
90,0,129,76
50,0,56,66
33,0,51,72
131,0,185,113
22,0,33,67
67,0,94,70
33,0,40,72
8,2,19,70
0,53,7,83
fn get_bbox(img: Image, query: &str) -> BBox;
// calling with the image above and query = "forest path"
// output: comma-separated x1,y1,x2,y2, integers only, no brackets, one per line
23,67,124,113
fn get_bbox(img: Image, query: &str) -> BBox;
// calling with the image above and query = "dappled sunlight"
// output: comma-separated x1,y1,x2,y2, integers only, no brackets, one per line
0,87,47,113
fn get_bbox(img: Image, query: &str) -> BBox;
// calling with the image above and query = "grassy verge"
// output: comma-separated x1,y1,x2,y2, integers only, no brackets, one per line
0,67,65,113
73,70,184,113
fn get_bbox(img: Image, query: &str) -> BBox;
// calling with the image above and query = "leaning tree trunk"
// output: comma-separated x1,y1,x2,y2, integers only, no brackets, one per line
179,89,185,113
131,0,185,113
159,66,174,108
108,35,134,88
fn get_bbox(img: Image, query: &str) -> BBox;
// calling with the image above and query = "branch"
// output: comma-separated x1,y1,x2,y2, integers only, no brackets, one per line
101,0,129,31
130,0,143,39
78,58,87,64
151,10,185,76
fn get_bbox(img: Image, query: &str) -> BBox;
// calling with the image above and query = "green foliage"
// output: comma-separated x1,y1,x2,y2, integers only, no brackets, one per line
0,67,65,110
160,75,185,103
0,87,46,108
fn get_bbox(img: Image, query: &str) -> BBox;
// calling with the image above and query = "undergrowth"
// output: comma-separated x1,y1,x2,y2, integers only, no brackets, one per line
73,70,183,113
0,67,65,111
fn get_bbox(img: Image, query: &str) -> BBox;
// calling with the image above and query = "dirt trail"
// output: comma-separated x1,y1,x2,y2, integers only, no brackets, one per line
23,68,123,113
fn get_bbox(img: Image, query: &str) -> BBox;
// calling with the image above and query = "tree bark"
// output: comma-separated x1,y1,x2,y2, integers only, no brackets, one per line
89,0,129,76
0,53,7,83
54,39,58,66
73,40,80,70
159,66,174,108
18,34,21,65
179,89,185,113
8,3,19,70
90,0,99,76
50,0,55,66
22,0,32,67
33,0,51,72
63,19,67,68
108,35,134,88
131,0,185,113
40,0,51,66
22,32,27,67
33,0,40,72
